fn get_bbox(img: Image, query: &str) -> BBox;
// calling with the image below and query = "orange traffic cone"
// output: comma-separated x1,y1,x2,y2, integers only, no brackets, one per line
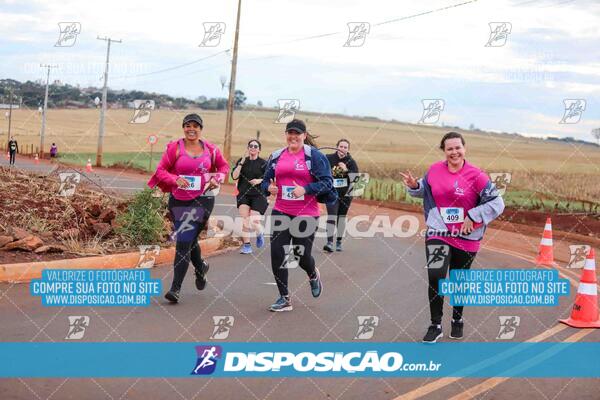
34,153,39,164
86,159,93,172
535,217,556,266
559,248,600,328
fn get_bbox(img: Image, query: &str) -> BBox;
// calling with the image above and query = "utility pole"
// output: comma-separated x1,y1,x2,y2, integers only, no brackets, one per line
96,36,122,167
40,64,57,158
7,88,13,147
223,0,242,164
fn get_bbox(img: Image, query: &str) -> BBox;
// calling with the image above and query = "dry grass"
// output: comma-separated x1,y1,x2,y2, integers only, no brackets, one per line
5,107,600,204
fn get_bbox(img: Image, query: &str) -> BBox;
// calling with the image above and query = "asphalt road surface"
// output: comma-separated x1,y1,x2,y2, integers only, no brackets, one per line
1,156,598,400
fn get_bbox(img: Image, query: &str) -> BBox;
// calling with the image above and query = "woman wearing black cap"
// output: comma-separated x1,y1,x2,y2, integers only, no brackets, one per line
260,119,337,311
148,113,230,303
324,138,359,252
231,139,268,254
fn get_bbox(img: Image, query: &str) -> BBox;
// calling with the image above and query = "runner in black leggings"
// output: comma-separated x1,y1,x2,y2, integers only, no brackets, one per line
324,139,358,252
148,113,230,303
260,119,337,312
402,132,504,343
8,136,18,166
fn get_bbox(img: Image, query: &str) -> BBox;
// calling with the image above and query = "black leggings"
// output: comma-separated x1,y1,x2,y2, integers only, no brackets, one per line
425,238,477,325
270,209,318,297
9,150,16,165
168,195,215,291
325,196,352,243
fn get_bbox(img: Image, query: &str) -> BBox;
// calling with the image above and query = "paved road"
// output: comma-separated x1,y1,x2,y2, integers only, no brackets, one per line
1,156,598,399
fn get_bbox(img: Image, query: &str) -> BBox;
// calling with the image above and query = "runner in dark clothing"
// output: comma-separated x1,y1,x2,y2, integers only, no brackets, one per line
231,139,269,254
324,139,359,252
8,137,18,166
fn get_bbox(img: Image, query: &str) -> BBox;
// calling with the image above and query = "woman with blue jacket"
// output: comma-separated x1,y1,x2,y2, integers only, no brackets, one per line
260,119,337,312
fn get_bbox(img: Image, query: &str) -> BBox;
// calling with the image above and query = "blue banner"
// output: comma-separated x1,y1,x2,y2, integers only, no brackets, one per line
1,342,599,378
439,269,570,306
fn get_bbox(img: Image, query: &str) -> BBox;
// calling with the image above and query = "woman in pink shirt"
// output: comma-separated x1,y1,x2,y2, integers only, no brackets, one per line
402,132,504,343
148,113,229,303
260,119,337,312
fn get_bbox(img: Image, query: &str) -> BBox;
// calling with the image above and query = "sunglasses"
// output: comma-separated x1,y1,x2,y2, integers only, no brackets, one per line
248,144,260,149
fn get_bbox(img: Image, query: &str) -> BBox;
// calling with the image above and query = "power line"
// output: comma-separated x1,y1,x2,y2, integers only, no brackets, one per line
111,49,230,79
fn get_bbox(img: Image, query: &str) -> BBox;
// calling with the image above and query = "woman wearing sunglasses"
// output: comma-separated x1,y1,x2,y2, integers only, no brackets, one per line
260,119,337,312
231,139,268,254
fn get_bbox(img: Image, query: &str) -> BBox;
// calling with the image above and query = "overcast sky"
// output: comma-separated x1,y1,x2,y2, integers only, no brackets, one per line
1,0,599,140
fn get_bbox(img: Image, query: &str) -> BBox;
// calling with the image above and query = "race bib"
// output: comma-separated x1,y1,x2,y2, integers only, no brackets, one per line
333,178,348,188
440,207,464,224
281,185,304,201
179,175,202,191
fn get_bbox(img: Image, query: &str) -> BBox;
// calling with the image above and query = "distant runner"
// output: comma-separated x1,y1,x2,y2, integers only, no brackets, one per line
231,139,268,254
324,138,358,252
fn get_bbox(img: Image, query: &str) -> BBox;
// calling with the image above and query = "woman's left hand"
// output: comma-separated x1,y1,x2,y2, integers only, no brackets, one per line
249,178,262,186
291,181,306,198
206,177,220,191
461,216,474,235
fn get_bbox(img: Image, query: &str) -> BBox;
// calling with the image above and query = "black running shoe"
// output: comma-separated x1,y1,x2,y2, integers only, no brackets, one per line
195,260,210,291
450,319,464,339
323,242,334,253
422,324,443,343
165,290,180,303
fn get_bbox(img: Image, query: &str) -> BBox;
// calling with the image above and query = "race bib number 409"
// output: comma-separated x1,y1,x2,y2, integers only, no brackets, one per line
440,207,464,224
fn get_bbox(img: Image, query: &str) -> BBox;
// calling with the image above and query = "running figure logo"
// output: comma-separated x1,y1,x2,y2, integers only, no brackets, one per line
210,316,235,340
281,244,305,269
566,245,590,269
485,22,512,47
65,316,90,340
129,100,155,124
275,99,300,124
191,345,222,375
171,207,204,241
354,316,379,340
489,172,512,196
55,22,81,47
136,245,161,269
418,99,445,124
199,22,226,47
497,316,520,340
344,22,370,47
559,99,586,124
426,244,449,269
58,172,81,197
346,173,370,197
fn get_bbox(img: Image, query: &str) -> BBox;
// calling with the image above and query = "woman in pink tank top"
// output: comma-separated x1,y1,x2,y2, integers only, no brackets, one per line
148,113,229,304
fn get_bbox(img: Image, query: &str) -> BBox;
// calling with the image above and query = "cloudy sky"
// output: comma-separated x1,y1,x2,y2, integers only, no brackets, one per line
1,0,599,140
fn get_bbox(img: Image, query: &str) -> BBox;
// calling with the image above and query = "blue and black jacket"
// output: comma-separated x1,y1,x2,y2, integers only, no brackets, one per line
260,144,338,205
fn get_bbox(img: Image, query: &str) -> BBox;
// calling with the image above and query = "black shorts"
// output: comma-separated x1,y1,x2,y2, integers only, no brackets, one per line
236,194,269,215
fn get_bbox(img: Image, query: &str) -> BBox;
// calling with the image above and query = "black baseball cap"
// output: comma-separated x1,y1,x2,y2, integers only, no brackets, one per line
182,113,203,128
285,119,306,134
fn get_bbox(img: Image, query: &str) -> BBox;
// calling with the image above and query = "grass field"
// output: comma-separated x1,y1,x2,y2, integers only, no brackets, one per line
3,107,600,207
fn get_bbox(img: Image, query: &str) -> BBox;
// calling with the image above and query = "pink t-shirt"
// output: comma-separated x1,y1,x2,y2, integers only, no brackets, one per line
171,140,213,201
273,149,320,217
427,160,489,253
